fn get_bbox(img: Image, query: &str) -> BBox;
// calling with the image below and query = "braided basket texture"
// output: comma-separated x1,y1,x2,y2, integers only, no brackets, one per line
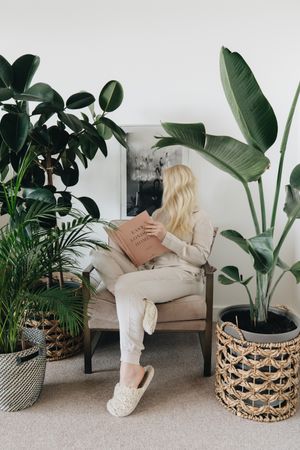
215,321,300,422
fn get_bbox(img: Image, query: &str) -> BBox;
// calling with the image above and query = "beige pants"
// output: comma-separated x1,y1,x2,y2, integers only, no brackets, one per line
91,245,203,365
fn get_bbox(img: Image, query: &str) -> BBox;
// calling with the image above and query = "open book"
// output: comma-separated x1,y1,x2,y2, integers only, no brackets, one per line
104,210,169,267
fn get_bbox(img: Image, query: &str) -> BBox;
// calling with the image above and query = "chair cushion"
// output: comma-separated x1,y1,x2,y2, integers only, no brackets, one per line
87,287,207,330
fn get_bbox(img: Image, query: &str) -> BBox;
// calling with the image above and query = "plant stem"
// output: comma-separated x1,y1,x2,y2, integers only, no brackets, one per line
271,82,300,229
268,270,287,307
258,177,266,232
244,183,260,234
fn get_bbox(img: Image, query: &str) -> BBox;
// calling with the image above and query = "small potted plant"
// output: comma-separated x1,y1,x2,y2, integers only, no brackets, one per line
0,155,107,411
155,47,300,422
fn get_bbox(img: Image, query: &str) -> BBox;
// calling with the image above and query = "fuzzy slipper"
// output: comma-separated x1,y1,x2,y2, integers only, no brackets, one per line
106,365,155,417
143,299,158,335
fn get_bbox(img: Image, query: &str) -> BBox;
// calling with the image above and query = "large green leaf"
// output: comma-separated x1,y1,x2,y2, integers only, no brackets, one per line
77,196,100,219
157,122,270,183
290,164,300,190
24,187,56,204
220,229,249,253
0,55,12,87
221,265,241,281
0,113,29,152
0,88,13,101
58,112,83,133
11,54,40,92
283,185,300,218
247,228,274,273
66,92,95,109
61,162,79,187
289,262,300,283
16,82,54,102
220,47,278,152
99,80,123,112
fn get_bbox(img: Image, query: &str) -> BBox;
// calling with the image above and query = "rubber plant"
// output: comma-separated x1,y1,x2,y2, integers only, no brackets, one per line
155,47,300,327
0,53,128,220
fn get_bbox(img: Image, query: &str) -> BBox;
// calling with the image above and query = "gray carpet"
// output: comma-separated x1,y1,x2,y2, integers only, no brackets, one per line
1,331,300,450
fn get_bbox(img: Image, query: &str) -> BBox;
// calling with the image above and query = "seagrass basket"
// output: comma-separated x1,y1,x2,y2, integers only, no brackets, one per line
25,272,83,361
215,321,300,422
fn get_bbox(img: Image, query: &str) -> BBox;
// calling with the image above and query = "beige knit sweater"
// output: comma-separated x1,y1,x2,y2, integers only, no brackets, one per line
142,207,214,274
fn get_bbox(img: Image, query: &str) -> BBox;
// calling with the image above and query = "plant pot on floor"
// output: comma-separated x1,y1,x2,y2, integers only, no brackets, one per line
0,328,46,412
25,273,83,361
215,305,300,422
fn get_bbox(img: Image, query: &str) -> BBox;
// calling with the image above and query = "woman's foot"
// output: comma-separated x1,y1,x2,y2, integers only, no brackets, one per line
120,362,145,388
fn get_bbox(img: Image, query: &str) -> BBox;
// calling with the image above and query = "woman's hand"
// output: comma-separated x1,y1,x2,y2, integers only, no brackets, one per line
144,218,167,241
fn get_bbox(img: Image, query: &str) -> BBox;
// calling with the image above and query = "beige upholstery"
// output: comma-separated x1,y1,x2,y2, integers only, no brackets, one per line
88,286,207,330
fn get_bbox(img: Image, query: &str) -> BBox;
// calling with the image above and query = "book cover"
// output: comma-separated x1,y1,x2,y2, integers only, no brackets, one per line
104,210,169,266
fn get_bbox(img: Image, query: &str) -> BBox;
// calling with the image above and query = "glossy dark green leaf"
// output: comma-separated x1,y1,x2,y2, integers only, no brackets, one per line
21,165,46,188
74,147,88,169
61,162,79,187
289,262,300,283
97,117,128,150
218,274,236,285
0,87,13,101
77,196,100,219
57,192,72,216
48,125,69,153
30,125,51,147
290,164,300,190
220,47,278,152
81,112,89,123
283,185,300,219
66,92,95,109
221,265,241,282
95,115,113,140
99,80,123,112
156,122,270,183
0,55,12,87
0,113,29,152
16,82,54,102
24,187,56,204
1,104,19,113
11,54,40,92
79,133,98,160
82,122,107,157
220,229,249,253
58,112,83,133
247,228,274,274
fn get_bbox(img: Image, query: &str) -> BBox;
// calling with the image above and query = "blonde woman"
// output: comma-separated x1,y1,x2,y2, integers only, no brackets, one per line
91,164,214,417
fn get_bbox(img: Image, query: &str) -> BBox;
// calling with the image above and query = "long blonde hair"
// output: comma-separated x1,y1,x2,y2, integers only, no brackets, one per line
158,164,198,238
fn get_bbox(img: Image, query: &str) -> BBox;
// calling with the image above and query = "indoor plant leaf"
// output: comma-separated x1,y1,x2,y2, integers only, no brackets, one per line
0,113,29,152
290,164,300,190
220,47,278,152
0,87,13,101
11,54,40,92
95,115,113,140
289,262,300,283
61,162,79,187
99,80,124,112
24,187,56,204
16,82,55,102
66,92,95,109
247,228,274,274
157,122,270,183
0,55,13,87
221,265,241,282
283,185,300,218
220,229,249,253
58,112,83,133
218,274,236,285
77,196,100,219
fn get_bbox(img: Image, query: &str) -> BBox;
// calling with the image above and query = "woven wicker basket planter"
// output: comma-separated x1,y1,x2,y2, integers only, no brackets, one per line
25,272,83,361
215,319,300,422
26,313,83,361
0,328,46,412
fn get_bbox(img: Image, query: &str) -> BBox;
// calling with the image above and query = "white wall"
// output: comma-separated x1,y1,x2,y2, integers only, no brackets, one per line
1,0,300,315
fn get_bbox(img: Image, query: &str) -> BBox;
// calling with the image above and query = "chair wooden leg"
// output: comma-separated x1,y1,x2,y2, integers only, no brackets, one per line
199,329,212,377
84,327,92,374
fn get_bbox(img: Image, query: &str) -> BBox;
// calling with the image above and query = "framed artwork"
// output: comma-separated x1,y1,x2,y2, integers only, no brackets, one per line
120,125,190,219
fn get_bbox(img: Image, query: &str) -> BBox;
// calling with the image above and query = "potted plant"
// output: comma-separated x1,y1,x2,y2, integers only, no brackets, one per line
155,47,300,421
0,53,128,358
0,156,108,411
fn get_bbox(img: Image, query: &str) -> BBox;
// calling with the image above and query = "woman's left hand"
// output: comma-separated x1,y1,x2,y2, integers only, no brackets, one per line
144,218,167,241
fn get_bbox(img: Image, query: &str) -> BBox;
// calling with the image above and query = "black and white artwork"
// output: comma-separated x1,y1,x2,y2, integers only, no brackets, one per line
120,126,189,218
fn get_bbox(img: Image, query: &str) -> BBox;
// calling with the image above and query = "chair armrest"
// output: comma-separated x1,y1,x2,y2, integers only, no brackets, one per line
202,261,217,276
